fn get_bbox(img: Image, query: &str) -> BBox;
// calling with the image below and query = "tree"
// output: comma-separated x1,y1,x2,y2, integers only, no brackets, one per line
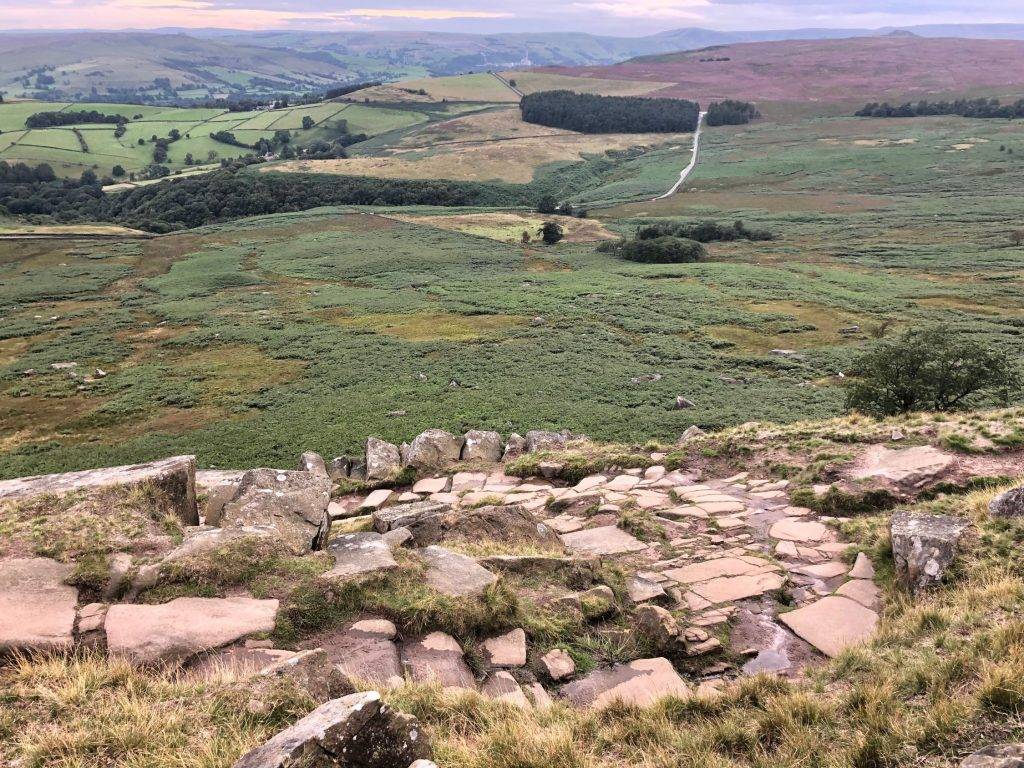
521,230,531,244
111,165,125,177
1011,230,1024,247
536,195,557,214
608,236,705,263
302,115,315,130
844,326,1020,416
34,163,56,182
539,221,564,245
184,153,194,165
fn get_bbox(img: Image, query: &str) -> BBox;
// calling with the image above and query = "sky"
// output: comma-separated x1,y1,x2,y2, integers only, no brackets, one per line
1,0,1022,36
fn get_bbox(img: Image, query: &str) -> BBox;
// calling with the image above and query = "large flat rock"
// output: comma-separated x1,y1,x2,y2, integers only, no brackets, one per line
663,556,762,585
689,572,785,603
420,546,496,597
0,558,77,651
850,445,955,491
106,596,279,665
313,621,404,688
561,657,690,708
0,455,198,525
323,532,398,580
779,595,878,658
560,525,647,556
401,631,476,691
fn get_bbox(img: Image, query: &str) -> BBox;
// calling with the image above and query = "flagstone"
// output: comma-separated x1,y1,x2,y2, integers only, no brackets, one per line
663,557,763,585
769,519,831,543
690,572,785,603
779,595,878,658
794,561,849,579
835,578,881,609
560,525,646,556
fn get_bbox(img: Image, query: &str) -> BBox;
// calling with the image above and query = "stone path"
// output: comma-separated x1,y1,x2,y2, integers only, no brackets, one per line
0,452,882,710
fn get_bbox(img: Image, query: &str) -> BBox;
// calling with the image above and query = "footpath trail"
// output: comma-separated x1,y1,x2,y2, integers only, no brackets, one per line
654,109,707,200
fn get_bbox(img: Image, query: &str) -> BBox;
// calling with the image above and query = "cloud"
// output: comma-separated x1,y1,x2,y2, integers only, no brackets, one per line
572,0,709,20
346,7,512,18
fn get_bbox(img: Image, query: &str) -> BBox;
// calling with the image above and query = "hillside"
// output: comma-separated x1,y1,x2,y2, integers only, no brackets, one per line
536,36,1024,104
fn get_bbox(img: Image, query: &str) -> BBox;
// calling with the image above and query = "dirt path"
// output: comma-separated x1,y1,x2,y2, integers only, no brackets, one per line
654,110,706,200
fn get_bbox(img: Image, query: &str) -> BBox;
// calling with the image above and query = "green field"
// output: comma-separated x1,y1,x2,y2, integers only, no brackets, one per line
0,100,439,179
3,112,1024,477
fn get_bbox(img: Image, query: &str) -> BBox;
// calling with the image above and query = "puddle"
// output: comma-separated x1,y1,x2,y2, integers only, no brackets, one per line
731,600,818,676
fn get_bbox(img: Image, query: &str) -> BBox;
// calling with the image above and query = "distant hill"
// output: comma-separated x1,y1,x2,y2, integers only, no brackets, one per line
6,25,1024,102
532,36,1024,104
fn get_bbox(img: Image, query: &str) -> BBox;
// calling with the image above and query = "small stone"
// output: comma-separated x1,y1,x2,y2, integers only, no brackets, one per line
674,396,695,409
481,671,531,707
481,628,527,667
541,648,575,681
849,552,875,579
462,430,503,462
989,487,1024,519
961,744,1024,768
579,585,616,620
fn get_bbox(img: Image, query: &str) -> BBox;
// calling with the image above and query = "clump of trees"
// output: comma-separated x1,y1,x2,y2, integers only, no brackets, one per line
25,110,127,128
855,98,1024,119
600,235,705,264
705,100,760,126
635,219,773,243
844,326,1020,416
539,221,564,244
520,90,699,134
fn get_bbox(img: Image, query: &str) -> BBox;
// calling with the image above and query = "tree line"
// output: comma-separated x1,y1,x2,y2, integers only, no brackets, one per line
705,100,760,127
0,159,534,231
25,110,127,128
520,91,700,134
635,219,773,242
855,98,1024,119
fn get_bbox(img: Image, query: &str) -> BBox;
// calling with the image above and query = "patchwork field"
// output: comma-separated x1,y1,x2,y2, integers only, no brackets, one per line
0,99,444,178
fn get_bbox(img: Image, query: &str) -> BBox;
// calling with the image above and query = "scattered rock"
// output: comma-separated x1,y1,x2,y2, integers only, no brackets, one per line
835,578,881,609
541,648,575,681
989,486,1024,519
481,671,530,707
579,585,616,619
402,631,476,691
365,437,402,482
420,546,497,597
561,657,689,708
219,468,331,553
232,691,430,768
779,595,878,658
891,511,971,593
628,574,667,604
406,429,464,470
634,604,681,651
677,425,706,444
328,457,351,481
323,533,398,581
502,433,526,461
0,455,199,525
462,430,503,462
674,396,695,410
961,744,1024,768
105,596,279,665
482,628,527,667
296,452,328,476
0,558,77,651
312,620,403,688
525,430,568,453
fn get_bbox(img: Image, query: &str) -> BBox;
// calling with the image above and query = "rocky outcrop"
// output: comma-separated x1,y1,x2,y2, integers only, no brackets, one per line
232,691,430,768
105,596,279,665
0,455,198,525
217,468,331,553
365,438,402,482
891,511,971,593
0,558,78,651
195,470,245,524
297,452,328,476
405,429,464,470
524,430,568,453
461,430,503,462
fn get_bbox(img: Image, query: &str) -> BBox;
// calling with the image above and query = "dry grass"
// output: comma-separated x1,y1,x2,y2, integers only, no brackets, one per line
390,212,616,244
268,130,689,184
